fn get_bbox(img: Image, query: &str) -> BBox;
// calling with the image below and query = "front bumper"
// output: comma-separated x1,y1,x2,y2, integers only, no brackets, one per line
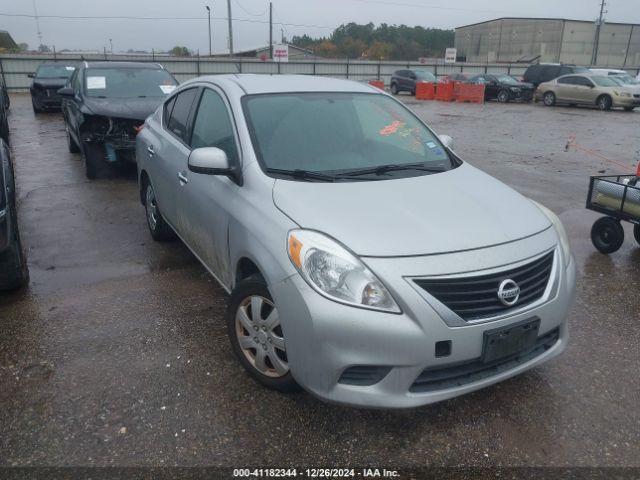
270,228,576,408
31,90,63,109
613,95,640,108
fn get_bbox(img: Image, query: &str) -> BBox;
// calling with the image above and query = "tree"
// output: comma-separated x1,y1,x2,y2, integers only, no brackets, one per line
340,38,367,59
17,42,29,52
366,41,393,60
169,46,191,57
315,40,338,58
38,44,51,53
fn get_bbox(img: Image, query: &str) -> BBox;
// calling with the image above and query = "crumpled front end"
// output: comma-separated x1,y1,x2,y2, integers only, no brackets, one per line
81,115,144,163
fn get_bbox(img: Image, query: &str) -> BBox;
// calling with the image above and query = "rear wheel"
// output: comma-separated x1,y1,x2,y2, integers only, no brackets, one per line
144,180,175,241
497,89,510,103
227,275,299,392
591,216,624,254
543,92,556,106
0,202,29,291
597,95,612,111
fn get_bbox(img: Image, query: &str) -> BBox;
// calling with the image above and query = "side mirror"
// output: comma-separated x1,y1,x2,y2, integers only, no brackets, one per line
439,134,454,150
28,73,35,78
58,87,75,98
188,147,240,183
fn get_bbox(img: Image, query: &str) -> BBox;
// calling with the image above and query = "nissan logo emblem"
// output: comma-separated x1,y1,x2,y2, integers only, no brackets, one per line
497,279,520,306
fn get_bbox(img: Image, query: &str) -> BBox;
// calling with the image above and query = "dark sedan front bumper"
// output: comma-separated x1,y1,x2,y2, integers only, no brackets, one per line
31,87,64,109
510,88,534,102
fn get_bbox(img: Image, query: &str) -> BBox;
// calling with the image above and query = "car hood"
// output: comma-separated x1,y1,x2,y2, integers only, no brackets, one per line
83,96,164,121
32,78,68,89
272,163,552,257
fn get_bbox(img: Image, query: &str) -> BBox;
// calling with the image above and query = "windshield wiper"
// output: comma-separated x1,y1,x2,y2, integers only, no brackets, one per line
266,168,336,182
335,163,446,177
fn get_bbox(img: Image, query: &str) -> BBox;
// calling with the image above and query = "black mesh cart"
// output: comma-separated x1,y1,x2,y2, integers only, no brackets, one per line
586,174,640,253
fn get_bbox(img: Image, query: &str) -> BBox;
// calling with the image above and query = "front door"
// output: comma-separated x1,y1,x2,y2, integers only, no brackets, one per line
178,87,241,286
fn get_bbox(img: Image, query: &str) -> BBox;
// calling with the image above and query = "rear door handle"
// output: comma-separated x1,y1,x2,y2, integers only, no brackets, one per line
147,145,155,156
177,172,189,185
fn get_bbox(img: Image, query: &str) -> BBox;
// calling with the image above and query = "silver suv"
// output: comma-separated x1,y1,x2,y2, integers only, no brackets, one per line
136,75,576,408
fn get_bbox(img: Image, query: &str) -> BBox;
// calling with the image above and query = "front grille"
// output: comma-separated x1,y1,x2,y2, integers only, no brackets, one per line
46,88,60,98
634,94,640,99
414,251,554,321
410,328,560,393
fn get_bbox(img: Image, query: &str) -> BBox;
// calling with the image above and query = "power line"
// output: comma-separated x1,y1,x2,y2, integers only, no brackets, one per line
346,0,510,15
233,0,268,17
0,12,334,30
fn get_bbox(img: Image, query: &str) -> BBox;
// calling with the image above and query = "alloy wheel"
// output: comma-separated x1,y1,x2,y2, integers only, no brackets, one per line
145,184,158,231
235,295,288,378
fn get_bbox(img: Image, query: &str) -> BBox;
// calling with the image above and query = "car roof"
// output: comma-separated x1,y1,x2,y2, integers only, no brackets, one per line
185,74,378,95
82,61,165,70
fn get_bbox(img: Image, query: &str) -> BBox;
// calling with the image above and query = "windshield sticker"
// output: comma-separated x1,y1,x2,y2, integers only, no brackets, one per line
159,85,176,94
426,141,437,149
86,76,106,89
65,66,75,71
379,120,405,136
433,147,445,156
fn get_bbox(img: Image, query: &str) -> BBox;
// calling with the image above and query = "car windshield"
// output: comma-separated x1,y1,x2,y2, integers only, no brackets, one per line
414,70,436,82
496,74,519,85
612,75,638,85
36,64,75,79
591,76,619,87
242,92,455,181
84,68,177,98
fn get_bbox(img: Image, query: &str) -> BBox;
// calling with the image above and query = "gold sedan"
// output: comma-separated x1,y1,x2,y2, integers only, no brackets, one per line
535,74,639,111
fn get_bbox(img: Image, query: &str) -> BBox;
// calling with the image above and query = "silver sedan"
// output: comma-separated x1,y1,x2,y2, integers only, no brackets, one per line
136,75,576,408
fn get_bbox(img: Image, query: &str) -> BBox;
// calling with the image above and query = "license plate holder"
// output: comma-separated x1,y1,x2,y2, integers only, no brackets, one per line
482,318,540,364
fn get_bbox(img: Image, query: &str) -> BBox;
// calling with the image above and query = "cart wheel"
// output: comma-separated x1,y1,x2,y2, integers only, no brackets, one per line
591,217,624,254
634,225,640,246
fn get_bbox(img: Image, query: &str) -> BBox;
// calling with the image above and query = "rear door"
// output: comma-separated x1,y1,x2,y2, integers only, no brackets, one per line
152,87,199,228
178,86,242,285
555,76,578,102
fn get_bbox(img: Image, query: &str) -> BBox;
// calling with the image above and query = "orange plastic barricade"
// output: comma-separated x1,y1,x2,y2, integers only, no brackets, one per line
415,82,436,100
456,83,485,104
368,80,385,90
435,81,455,102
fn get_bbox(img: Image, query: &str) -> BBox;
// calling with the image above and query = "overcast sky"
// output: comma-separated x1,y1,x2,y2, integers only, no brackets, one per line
1,0,638,53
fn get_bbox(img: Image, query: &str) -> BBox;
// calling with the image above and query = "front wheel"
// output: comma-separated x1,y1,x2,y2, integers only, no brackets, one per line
497,89,510,103
597,95,612,111
591,216,624,254
227,275,299,392
634,224,640,245
0,203,29,291
390,83,399,95
543,92,556,106
66,125,80,153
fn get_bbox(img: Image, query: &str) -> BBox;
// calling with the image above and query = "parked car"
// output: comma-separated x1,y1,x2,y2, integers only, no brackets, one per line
0,140,29,291
441,73,467,82
390,69,438,95
523,63,589,87
0,93,8,145
0,73,9,110
467,74,534,103
136,74,576,408
60,61,178,179
536,74,639,111
29,63,76,113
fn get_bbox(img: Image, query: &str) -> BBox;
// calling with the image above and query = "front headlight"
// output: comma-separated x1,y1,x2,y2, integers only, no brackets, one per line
614,90,631,97
530,201,571,266
510,87,521,92
287,229,401,313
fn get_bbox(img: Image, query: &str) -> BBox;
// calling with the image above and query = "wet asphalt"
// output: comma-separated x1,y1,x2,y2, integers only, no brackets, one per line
0,93,638,467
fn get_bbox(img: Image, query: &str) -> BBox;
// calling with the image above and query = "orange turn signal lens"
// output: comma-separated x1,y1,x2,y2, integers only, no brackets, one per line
288,234,303,268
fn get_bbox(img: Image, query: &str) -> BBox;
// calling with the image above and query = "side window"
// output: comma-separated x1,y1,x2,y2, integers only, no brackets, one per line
577,77,594,87
190,89,239,164
557,76,575,85
163,96,177,129
166,88,198,143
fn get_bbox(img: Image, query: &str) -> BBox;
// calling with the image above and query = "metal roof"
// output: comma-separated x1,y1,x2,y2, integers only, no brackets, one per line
456,17,639,30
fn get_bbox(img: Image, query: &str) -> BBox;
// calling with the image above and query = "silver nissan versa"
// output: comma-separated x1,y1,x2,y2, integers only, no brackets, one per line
136,74,576,408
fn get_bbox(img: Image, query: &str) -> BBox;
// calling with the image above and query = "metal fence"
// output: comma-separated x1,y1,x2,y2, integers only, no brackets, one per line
2,53,639,91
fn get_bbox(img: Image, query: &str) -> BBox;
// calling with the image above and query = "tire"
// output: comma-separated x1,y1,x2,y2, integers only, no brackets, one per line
227,275,299,392
32,98,43,114
597,95,612,111
66,125,80,153
497,89,510,103
543,92,556,106
390,83,399,95
143,180,175,241
634,224,640,245
623,107,634,112
591,217,624,254
0,202,29,291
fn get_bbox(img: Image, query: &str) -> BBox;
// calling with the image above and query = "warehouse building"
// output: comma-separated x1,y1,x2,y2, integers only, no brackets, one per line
455,18,640,67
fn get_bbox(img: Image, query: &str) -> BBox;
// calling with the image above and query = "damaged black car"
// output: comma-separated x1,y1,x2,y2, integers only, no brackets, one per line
59,62,178,179
29,63,76,112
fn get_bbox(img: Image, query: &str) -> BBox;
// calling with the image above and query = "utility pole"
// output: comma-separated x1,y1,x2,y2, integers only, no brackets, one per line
227,0,234,56
269,2,273,59
205,5,212,56
591,0,607,65
281,28,284,43
32,0,43,46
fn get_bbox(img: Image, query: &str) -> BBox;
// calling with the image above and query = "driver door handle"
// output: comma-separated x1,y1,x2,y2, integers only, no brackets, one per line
177,172,189,185
147,145,155,156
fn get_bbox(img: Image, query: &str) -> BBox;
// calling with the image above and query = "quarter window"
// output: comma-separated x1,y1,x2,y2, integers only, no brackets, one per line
166,88,198,143
190,89,239,163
